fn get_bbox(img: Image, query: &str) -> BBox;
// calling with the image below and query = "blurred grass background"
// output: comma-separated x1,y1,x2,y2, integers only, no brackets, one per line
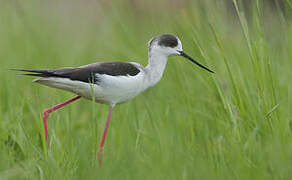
0,0,291,179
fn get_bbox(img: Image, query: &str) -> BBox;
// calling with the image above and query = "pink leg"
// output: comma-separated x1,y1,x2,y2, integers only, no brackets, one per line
43,96,81,142
98,104,115,166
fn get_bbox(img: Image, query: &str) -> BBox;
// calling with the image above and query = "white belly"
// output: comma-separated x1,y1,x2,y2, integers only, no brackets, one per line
34,72,148,105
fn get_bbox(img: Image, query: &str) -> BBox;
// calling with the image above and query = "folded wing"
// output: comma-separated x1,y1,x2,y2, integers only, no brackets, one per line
12,62,141,84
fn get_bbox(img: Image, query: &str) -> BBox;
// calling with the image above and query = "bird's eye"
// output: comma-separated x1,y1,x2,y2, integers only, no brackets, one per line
167,41,176,47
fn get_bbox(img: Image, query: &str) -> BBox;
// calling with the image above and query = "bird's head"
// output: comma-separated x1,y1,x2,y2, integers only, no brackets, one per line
148,34,214,73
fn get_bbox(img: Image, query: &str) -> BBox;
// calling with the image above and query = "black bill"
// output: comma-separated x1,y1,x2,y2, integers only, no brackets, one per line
178,51,214,73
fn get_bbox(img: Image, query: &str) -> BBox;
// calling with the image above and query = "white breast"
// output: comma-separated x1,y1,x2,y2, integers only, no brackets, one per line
94,71,147,104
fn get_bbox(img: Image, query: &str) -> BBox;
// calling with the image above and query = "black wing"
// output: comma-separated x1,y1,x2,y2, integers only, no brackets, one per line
12,62,141,83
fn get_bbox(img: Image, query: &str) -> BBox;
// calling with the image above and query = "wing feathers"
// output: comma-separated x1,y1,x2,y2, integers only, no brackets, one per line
12,62,141,83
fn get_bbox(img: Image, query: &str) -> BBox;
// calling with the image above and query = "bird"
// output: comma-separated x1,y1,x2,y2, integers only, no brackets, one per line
13,34,214,166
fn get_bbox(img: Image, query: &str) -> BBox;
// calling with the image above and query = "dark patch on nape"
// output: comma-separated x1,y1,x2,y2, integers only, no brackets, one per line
157,34,178,48
148,37,155,47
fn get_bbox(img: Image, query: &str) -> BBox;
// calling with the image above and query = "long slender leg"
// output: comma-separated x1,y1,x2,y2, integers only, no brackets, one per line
98,104,115,166
43,95,81,142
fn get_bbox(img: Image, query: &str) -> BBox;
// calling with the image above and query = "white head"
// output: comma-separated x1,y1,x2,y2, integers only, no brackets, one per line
148,34,214,73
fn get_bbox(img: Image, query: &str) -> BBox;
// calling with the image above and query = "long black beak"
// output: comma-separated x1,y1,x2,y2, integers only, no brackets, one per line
178,51,214,73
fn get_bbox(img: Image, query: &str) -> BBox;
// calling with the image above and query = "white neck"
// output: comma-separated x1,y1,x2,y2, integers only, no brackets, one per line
144,51,168,87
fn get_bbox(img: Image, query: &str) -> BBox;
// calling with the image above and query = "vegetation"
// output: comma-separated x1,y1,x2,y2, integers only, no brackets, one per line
0,0,291,179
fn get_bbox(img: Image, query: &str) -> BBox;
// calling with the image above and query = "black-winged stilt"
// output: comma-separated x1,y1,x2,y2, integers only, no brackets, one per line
13,34,214,165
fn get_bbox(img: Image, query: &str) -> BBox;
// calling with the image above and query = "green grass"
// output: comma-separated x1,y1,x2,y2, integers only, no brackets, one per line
0,0,291,179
